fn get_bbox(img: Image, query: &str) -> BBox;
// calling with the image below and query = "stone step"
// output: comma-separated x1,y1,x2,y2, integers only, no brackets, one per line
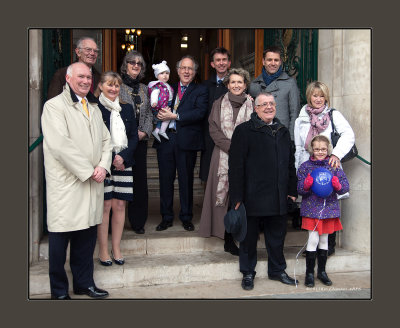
145,136,203,197
147,179,204,198
38,227,308,261
30,270,371,299
29,247,370,296
146,148,201,156
147,189,204,199
38,196,307,261
147,175,204,190
146,166,201,178
146,156,201,167
148,189,204,198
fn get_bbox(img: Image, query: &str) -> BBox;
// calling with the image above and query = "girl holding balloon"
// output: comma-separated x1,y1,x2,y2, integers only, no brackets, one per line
297,135,349,287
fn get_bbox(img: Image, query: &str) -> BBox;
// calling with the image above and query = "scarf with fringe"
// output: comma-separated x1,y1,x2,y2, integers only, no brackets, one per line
216,93,253,206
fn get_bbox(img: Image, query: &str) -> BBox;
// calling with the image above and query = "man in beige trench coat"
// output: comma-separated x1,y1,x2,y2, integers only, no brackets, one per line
41,62,112,299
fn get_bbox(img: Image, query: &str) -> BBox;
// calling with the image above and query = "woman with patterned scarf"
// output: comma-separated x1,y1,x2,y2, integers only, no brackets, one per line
294,81,355,170
294,81,355,256
199,68,254,256
119,51,153,235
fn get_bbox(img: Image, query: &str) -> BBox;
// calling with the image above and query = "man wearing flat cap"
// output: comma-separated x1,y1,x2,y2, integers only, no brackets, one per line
228,92,298,291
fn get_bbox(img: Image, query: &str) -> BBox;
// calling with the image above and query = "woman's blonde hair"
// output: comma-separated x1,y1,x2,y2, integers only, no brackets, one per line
223,68,251,87
100,71,123,85
307,134,333,156
305,81,330,107
94,71,122,97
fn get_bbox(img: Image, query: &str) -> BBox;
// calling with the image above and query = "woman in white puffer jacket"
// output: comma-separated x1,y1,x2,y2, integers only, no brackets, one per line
294,81,355,171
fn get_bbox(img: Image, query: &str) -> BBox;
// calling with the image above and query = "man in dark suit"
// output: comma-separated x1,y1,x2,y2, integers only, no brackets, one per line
153,55,208,231
199,47,231,184
47,37,101,100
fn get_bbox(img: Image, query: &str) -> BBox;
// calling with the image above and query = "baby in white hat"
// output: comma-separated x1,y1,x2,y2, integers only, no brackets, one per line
148,60,174,142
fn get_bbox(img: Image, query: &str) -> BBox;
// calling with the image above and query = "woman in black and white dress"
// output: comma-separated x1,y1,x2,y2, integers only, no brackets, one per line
97,71,138,266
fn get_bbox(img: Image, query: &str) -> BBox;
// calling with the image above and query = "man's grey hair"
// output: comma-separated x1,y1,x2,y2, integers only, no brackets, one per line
66,65,72,77
76,37,97,50
255,92,276,106
66,62,91,77
176,55,199,73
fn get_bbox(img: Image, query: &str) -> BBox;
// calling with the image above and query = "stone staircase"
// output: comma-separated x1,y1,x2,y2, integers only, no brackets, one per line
29,137,371,299
29,195,370,298
146,137,204,198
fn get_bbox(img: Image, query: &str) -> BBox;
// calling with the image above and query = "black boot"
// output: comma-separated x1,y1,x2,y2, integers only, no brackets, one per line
317,249,332,286
224,231,239,256
305,251,317,287
328,232,336,256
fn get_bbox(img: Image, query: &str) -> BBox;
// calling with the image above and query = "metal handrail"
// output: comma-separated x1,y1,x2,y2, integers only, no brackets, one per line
29,135,43,153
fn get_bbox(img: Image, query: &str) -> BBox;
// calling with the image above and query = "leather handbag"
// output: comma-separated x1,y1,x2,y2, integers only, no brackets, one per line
329,109,358,162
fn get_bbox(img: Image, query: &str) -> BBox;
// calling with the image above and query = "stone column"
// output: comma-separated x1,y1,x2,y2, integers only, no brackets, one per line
29,29,44,264
318,29,371,253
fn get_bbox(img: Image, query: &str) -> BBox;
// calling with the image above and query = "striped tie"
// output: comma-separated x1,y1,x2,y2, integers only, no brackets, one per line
81,98,89,117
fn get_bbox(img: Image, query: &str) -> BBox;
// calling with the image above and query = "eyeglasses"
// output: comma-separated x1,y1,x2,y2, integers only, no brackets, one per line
179,66,194,72
313,148,328,153
127,60,142,67
80,47,99,54
255,101,275,108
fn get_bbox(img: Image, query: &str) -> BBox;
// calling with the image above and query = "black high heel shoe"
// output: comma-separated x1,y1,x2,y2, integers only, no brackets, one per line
111,250,125,265
99,258,112,266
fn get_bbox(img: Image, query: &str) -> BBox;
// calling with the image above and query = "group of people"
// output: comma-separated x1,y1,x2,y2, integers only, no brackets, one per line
199,46,354,291
41,36,355,299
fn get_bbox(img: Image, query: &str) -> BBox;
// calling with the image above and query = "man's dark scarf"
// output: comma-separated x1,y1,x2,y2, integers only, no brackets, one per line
262,66,283,86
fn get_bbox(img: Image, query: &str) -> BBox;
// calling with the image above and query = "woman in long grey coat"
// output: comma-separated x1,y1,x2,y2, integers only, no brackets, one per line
119,51,153,234
199,68,253,255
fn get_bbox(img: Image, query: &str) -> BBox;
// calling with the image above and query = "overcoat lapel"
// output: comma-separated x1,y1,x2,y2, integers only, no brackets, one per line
267,80,278,92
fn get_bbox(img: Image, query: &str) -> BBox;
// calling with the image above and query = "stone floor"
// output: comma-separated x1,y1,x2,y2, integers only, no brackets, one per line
30,271,371,299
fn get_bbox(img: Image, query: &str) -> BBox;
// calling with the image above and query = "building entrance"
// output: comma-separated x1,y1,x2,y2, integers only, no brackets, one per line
39,27,318,233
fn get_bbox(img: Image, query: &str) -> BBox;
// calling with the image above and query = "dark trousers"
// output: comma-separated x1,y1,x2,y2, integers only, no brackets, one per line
128,140,149,230
328,231,336,250
240,215,287,276
48,225,97,297
156,131,197,222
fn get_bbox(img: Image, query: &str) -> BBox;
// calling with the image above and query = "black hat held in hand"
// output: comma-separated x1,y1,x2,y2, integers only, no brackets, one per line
224,203,247,242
